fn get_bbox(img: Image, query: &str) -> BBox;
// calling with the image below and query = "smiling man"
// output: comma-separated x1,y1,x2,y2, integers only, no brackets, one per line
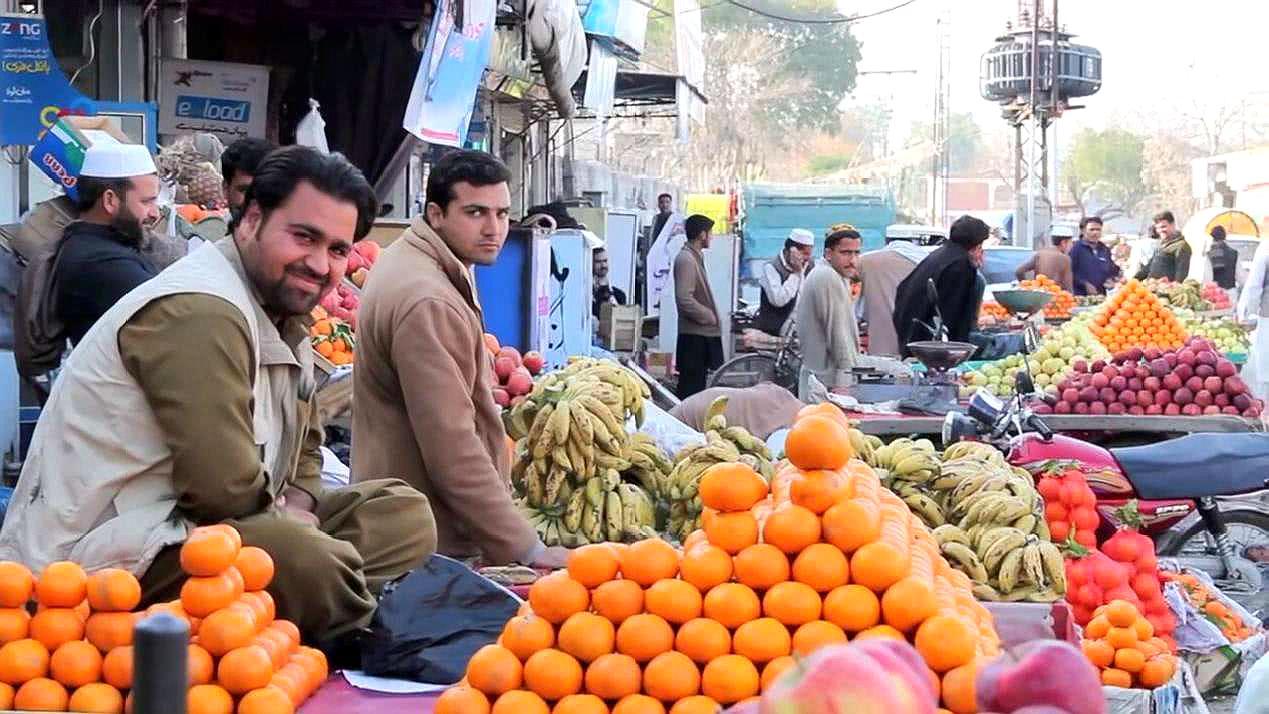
352,149,570,570
0,146,435,649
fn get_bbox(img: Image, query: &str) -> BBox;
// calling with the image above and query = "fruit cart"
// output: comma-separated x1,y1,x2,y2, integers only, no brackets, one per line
847,412,1260,439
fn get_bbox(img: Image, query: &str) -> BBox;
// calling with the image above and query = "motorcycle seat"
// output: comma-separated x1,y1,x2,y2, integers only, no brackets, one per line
1110,433,1269,500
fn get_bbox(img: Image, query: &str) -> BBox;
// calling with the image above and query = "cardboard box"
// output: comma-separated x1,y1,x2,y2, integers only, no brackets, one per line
599,303,642,352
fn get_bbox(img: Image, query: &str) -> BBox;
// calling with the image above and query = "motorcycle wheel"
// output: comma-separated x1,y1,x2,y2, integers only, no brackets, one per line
1159,508,1269,596
708,354,778,390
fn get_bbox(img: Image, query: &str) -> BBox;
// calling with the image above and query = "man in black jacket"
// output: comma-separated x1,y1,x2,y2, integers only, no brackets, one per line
54,143,161,345
892,215,989,357
1208,225,1238,289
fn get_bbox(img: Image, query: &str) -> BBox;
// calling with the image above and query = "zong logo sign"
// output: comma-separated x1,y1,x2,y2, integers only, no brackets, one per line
174,95,251,123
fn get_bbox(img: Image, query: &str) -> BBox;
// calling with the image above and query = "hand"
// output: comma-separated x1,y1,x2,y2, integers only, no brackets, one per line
531,546,571,570
788,250,805,272
275,492,320,527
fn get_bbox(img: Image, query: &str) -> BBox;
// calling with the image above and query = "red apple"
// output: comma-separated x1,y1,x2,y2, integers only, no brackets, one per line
1072,359,1088,374
1129,406,1145,416
1099,388,1118,404
1164,403,1181,416
1108,402,1126,415
522,351,545,375
1196,364,1215,379
1216,360,1237,378
1178,349,1197,366
1222,406,1241,416
494,356,517,381
1144,376,1161,392
1055,401,1073,414
975,640,1106,714
1110,376,1128,392
491,388,510,407
1215,393,1230,408
1074,402,1090,415
1091,360,1107,373
1162,374,1182,391
1176,363,1195,381
1063,389,1080,404
1174,387,1194,405
762,643,934,714
1225,376,1248,396
1128,378,1144,392
1186,376,1204,393
497,346,523,367
1204,405,1222,415
506,370,534,396
1195,390,1214,408
1089,402,1107,415
1154,390,1171,406
1091,373,1109,390
1182,403,1202,416
1136,391,1153,408
1119,390,1137,407
1145,404,1164,415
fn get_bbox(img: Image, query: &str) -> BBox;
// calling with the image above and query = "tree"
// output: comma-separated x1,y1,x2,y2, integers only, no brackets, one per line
1064,128,1147,220
1140,133,1201,219
907,112,984,175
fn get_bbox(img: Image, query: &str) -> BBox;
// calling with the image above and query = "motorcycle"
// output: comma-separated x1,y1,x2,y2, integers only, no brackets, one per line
943,369,1269,595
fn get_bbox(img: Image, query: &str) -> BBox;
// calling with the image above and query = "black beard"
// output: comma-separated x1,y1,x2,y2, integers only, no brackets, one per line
111,210,145,247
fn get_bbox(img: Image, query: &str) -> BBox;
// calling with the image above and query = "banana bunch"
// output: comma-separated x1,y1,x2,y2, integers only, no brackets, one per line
511,392,632,503
934,524,1066,602
620,433,676,498
517,471,659,547
506,358,649,439
700,397,774,480
847,427,883,467
869,437,942,505
663,431,743,543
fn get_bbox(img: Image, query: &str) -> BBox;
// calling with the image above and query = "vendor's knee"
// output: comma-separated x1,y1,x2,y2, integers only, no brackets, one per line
390,486,438,564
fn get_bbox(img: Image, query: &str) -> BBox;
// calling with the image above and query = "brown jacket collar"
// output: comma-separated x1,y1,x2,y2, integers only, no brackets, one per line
406,217,483,318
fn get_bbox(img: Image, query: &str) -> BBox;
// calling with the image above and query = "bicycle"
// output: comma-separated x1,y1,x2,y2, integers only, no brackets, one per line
708,317,802,392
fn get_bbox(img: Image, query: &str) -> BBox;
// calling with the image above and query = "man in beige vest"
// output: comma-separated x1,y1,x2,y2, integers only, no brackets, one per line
858,238,928,357
0,147,434,649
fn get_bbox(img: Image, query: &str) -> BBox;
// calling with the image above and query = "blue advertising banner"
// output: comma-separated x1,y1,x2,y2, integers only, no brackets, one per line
401,0,496,147
0,13,96,146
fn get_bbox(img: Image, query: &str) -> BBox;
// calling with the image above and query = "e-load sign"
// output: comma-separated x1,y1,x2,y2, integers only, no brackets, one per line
158,58,268,142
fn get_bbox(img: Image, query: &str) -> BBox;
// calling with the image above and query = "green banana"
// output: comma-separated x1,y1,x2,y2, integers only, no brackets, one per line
996,549,1025,593
563,488,586,532
941,542,990,583
605,491,623,542
933,525,972,548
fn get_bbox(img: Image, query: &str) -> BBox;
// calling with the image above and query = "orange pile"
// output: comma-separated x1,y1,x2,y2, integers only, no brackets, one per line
1161,571,1259,643
1090,280,1188,353
1080,600,1178,690
440,404,1001,714
0,526,324,713
310,308,355,366
1020,276,1075,319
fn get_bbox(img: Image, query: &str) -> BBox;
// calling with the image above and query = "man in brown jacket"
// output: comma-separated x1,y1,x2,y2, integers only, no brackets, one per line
1015,233,1074,292
352,150,568,569
673,214,723,398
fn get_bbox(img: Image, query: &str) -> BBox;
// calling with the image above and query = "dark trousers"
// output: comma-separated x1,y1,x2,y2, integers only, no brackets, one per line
676,333,724,399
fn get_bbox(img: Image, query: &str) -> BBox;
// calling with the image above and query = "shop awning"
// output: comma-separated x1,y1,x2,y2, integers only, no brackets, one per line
569,70,708,117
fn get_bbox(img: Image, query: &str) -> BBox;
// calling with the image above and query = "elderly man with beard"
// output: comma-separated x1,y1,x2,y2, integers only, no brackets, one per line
0,146,435,653
52,143,162,345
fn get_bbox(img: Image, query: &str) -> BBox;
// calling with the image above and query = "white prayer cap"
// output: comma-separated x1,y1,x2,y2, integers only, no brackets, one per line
788,228,815,247
80,142,157,178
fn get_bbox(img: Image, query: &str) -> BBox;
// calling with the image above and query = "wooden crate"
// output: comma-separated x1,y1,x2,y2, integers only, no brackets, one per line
599,304,643,352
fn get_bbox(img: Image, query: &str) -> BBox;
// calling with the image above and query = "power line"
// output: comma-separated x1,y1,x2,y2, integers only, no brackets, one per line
720,0,919,24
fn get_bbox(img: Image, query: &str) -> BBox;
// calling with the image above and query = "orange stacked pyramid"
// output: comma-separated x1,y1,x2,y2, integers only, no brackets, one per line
1090,280,1188,353
1019,276,1075,319
0,525,325,714
440,404,1001,714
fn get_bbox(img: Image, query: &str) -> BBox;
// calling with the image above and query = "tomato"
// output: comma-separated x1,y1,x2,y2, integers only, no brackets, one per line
1044,501,1069,524
1131,572,1161,601
1060,478,1088,506
1103,531,1142,564
1092,554,1130,590
1074,529,1098,549
1049,520,1071,542
1071,506,1099,532
1037,477,1063,502
1077,584,1104,609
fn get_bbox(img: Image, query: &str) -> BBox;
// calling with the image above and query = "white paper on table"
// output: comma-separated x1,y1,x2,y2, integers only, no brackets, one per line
341,670,449,694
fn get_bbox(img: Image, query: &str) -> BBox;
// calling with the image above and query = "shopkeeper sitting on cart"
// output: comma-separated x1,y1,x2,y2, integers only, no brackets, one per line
0,146,435,653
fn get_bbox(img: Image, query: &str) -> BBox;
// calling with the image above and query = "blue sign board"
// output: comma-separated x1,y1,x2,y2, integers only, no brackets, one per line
0,13,96,146
402,0,497,147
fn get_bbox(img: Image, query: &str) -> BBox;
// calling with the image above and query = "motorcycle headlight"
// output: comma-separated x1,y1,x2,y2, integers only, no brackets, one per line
942,411,979,445
966,390,1005,425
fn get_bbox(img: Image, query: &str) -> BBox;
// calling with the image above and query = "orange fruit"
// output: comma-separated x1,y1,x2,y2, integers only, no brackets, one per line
1139,656,1176,688
733,544,790,591
674,618,731,665
915,615,976,673
678,545,734,594
524,648,584,701
703,512,759,555
435,685,491,714
567,545,622,589
502,615,556,662
68,682,124,713
552,693,609,714
29,607,84,651
822,584,880,632
797,403,853,428
269,666,309,707
0,563,34,608
1104,600,1139,628
467,645,524,696
558,612,616,663
35,562,87,608
234,547,276,592
293,646,328,690
791,543,850,593
187,643,215,686
528,571,590,625
199,607,257,656
592,580,644,626
615,614,674,663
702,583,761,629
0,608,30,645
181,527,240,577
1081,639,1115,668
217,644,274,695
668,696,722,714
643,651,701,702
254,630,292,670
941,662,979,714
492,690,550,714
881,577,937,633
1101,667,1132,688
1115,647,1146,674
762,504,821,555
644,580,703,626
761,656,795,692
1106,626,1138,650
205,524,244,550
732,618,792,663
612,694,667,714
0,637,47,685
1133,617,1154,642
762,581,821,626
85,612,136,653
851,541,910,593
790,470,851,514
785,416,852,470
619,540,679,587
1084,615,1111,640
791,620,848,656
701,654,760,704
187,684,236,714
584,653,642,700
86,569,141,613
14,677,68,711
821,499,882,554
49,640,102,688
270,620,300,646
855,624,906,641
101,645,132,689
238,685,295,714
181,571,243,618
699,463,768,513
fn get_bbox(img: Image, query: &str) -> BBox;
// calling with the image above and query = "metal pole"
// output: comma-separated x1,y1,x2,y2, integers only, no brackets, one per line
1050,0,1060,209
132,613,188,714
1027,0,1041,248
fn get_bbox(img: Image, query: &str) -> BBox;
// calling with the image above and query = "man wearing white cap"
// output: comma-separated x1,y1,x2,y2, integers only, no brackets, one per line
53,142,162,344
755,228,814,336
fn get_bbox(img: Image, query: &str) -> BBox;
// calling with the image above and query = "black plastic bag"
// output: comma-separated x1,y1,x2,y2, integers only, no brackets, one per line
360,555,521,683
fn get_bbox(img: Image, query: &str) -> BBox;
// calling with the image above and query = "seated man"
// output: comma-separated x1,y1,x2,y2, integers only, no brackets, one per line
670,382,803,440
0,146,435,648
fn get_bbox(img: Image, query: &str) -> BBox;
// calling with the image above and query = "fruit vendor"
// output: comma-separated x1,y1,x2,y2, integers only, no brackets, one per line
754,228,814,336
1070,215,1120,296
893,215,990,356
1015,232,1074,293
351,150,570,570
0,146,435,651
1137,210,1191,282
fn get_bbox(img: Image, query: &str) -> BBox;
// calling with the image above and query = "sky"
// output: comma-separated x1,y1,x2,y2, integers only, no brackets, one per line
841,0,1269,154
